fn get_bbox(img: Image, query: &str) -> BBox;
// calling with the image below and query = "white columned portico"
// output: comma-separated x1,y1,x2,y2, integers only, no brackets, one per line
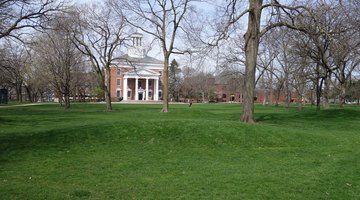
123,78,128,100
135,78,139,100
146,78,149,101
154,78,159,101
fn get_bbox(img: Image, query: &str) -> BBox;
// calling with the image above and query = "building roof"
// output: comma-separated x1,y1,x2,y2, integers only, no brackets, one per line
117,54,163,65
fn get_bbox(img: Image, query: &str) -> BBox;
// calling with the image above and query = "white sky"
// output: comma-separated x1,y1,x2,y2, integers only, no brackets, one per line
72,0,293,73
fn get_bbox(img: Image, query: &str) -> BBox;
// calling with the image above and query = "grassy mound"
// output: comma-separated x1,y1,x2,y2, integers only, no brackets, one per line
0,103,359,199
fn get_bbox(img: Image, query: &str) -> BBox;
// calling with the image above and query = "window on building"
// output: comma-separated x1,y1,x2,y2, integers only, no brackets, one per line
117,79,121,86
128,91,131,98
149,91,152,98
149,80,152,87
138,81,142,88
222,94,227,98
116,90,121,97
117,69,121,76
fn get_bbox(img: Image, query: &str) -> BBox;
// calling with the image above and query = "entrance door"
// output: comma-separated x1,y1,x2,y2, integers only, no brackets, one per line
138,93,143,100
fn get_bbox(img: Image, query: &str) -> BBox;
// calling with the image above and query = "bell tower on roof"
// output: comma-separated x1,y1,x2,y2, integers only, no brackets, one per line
128,32,146,58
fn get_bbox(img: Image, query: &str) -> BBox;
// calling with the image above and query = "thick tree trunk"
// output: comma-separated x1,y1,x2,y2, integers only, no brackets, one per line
59,97,63,107
323,75,330,110
161,57,169,112
262,95,266,106
316,79,323,112
285,76,291,109
16,84,22,103
64,94,70,109
240,0,262,123
269,65,273,105
104,67,112,111
64,79,71,109
315,64,323,111
298,94,303,110
25,86,33,103
339,82,346,107
275,87,281,106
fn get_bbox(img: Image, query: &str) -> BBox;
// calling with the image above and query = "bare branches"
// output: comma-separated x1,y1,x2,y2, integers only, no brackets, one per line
0,0,68,42
70,1,128,111
110,0,193,112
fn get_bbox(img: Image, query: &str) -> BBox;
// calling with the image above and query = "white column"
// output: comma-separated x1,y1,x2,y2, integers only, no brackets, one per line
123,78,128,100
146,78,149,101
135,78,138,100
154,78,159,101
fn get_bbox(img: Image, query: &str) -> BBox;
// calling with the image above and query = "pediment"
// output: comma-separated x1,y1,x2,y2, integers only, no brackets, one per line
124,68,160,77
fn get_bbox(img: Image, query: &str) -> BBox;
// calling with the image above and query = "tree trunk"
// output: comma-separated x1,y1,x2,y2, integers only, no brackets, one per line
25,86,33,103
262,95,266,106
161,56,169,112
275,87,281,106
104,67,113,111
16,83,23,103
323,75,330,110
316,79,323,112
315,64,322,111
298,92,303,110
240,0,262,123
339,82,346,107
285,75,291,109
64,94,70,109
269,65,273,105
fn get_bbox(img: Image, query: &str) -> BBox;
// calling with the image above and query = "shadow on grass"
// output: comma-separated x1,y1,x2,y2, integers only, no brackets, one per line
0,123,108,165
255,106,360,125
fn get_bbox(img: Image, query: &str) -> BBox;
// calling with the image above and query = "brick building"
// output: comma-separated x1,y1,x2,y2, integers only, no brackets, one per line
109,33,164,101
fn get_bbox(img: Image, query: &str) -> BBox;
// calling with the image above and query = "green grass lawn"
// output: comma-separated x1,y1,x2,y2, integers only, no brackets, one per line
0,103,359,199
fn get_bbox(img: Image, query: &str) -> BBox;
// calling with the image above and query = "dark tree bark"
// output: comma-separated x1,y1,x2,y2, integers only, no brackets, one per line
240,0,262,123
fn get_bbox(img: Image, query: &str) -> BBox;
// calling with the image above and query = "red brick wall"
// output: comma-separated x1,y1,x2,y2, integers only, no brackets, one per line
109,66,163,100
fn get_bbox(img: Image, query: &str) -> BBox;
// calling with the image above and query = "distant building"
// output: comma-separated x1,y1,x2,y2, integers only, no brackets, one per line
109,33,164,101
208,76,243,103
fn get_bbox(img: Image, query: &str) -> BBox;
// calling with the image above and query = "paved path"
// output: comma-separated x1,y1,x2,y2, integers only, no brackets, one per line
0,103,52,108
0,102,189,108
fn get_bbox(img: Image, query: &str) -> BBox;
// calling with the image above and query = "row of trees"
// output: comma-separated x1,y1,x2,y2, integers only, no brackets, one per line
208,0,360,122
0,0,127,110
0,0,359,123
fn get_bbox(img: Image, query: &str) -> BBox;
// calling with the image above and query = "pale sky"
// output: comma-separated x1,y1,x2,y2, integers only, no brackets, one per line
71,0,284,73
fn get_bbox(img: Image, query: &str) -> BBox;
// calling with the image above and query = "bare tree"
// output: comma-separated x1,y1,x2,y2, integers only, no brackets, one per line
0,0,67,41
111,0,194,112
330,12,360,107
169,59,182,102
0,40,30,102
72,2,127,111
32,13,83,109
215,0,310,123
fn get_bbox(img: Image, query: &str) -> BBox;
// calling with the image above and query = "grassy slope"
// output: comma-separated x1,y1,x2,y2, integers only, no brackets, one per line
0,103,359,199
